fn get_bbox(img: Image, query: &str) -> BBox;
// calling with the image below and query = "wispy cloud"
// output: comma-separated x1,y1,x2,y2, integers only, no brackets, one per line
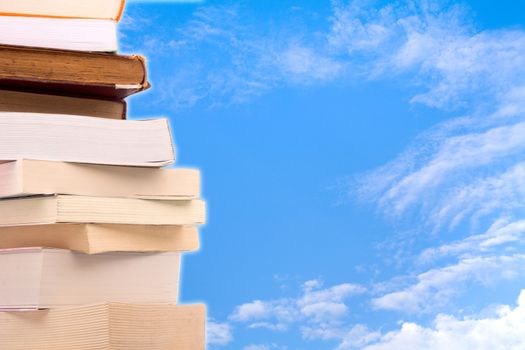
344,0,525,234
358,120,525,224
419,218,525,264
123,1,525,112
373,255,525,313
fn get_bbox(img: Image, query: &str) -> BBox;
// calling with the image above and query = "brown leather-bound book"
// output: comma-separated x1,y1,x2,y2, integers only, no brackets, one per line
0,89,126,119
0,45,150,98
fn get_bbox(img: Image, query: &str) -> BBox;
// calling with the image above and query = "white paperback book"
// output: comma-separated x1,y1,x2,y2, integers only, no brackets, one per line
0,248,181,309
0,16,117,52
0,113,175,167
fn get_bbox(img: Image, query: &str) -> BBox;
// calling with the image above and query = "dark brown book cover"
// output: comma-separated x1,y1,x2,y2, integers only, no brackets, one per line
0,89,126,119
0,45,150,99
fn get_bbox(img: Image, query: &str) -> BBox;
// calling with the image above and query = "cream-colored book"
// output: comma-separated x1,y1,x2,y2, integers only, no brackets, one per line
0,195,206,226
0,159,200,199
0,113,174,167
0,224,199,254
0,248,181,309
0,303,205,350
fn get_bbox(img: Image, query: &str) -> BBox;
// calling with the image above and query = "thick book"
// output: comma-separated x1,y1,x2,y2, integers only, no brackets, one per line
0,90,126,119
0,224,199,254
0,16,118,52
0,303,205,350
0,45,149,98
0,248,181,309
0,160,200,199
0,114,174,166
0,0,125,20
0,195,206,226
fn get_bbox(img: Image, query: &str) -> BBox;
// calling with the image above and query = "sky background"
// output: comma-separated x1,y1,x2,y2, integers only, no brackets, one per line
122,1,525,349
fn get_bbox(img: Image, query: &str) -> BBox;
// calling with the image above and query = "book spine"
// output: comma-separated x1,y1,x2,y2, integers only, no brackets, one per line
116,0,126,21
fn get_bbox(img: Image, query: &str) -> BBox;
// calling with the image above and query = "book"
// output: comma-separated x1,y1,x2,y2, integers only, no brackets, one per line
0,0,125,20
0,16,118,52
0,303,205,350
0,248,181,309
0,160,200,199
0,90,126,119
0,224,199,254
0,195,206,226
0,114,174,166
0,45,149,98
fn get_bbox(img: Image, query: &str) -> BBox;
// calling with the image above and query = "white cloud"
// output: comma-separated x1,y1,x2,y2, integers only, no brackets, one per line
337,324,382,350
229,279,365,339
353,289,525,350
207,319,233,347
230,300,271,322
373,255,525,313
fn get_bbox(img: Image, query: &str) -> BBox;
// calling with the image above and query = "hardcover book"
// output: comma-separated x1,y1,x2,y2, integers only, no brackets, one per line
0,45,149,98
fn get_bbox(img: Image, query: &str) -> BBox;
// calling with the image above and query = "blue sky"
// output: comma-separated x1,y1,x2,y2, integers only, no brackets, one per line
122,1,525,349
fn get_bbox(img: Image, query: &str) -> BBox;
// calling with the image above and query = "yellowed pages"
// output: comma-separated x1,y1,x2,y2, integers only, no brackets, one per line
0,195,206,226
0,224,200,254
0,303,205,350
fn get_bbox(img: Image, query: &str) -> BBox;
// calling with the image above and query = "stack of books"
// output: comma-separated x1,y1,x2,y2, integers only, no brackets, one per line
0,1,206,349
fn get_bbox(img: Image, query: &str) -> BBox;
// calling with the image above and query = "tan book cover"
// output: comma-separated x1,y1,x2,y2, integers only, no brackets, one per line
0,90,126,119
0,224,199,254
0,195,206,226
0,45,149,98
0,248,181,309
0,160,200,199
0,303,205,350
